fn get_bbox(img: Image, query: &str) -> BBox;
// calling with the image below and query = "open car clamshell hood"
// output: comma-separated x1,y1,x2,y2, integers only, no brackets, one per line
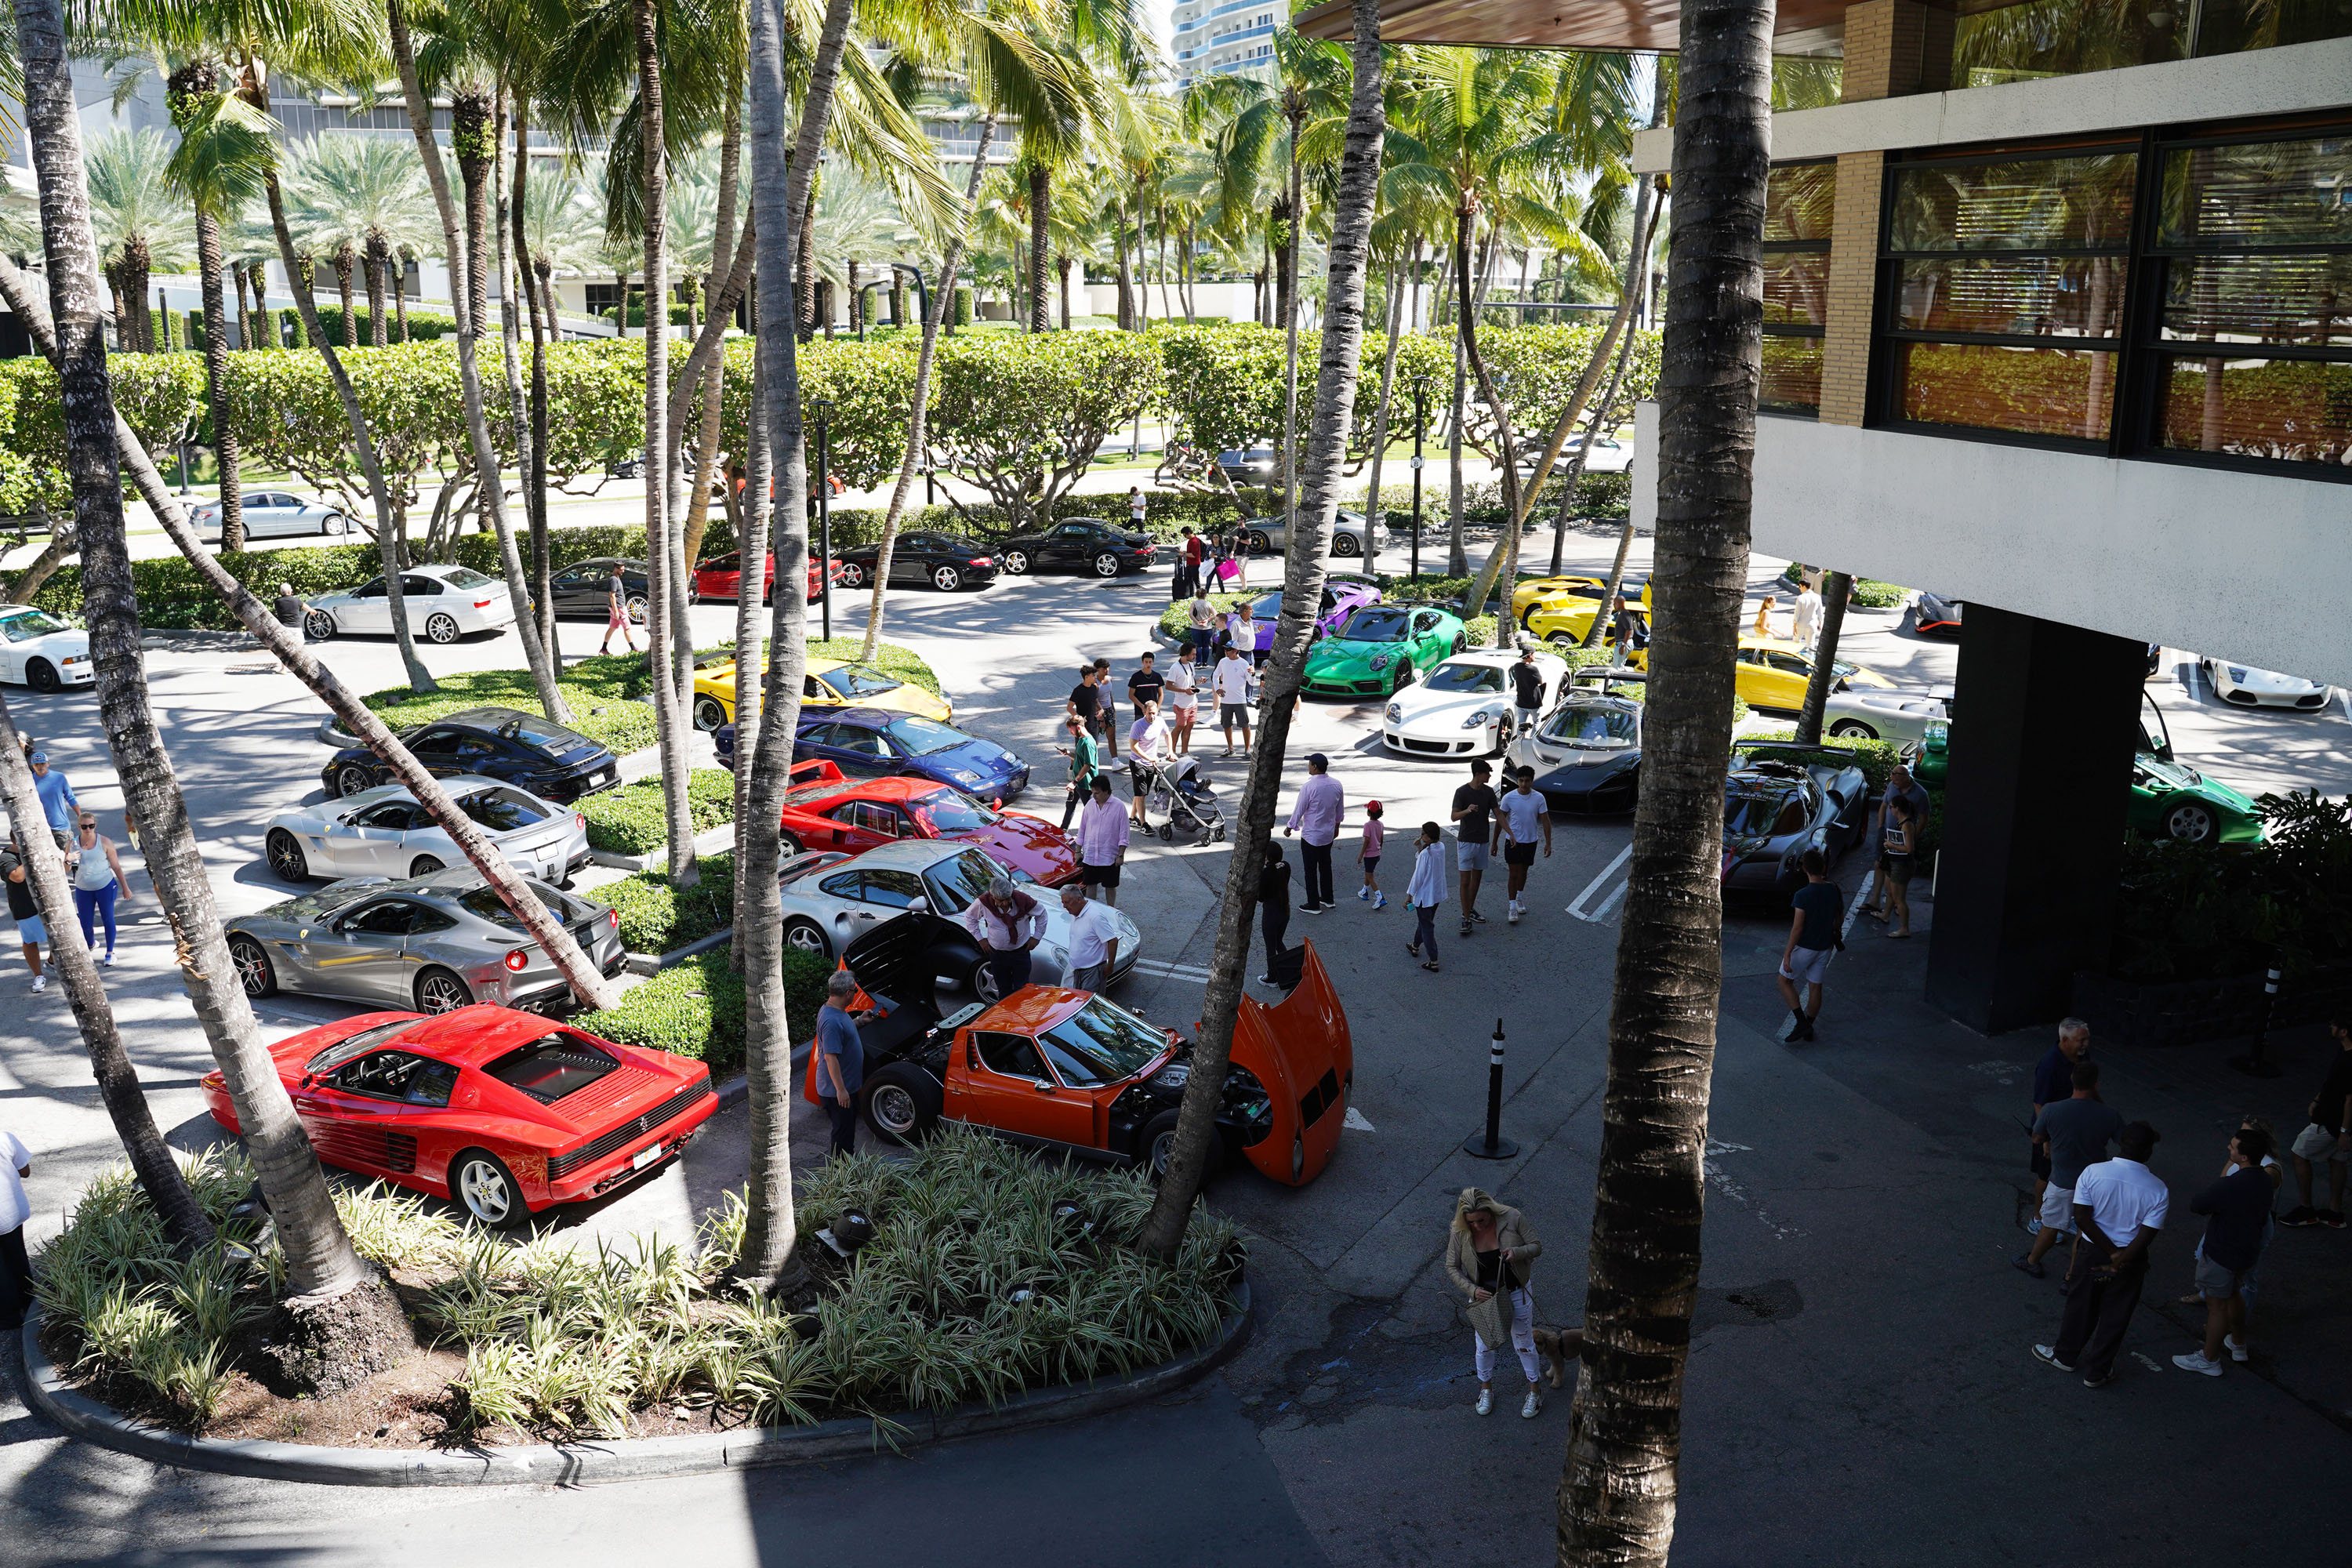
1228,941,1352,1185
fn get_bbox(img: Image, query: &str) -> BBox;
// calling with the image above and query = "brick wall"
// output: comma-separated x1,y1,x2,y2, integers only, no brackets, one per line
1819,151,1886,426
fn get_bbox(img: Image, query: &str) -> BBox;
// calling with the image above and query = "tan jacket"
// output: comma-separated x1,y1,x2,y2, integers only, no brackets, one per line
1444,1188,1542,1300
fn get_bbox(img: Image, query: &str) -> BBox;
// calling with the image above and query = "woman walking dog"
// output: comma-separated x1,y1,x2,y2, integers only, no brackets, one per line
1446,1188,1546,1418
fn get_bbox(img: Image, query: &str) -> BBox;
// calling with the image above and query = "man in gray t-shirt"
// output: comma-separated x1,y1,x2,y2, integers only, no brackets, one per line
2016,1058,2124,1276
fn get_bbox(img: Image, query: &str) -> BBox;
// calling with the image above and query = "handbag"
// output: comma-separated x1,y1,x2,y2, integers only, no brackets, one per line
1464,1284,1509,1351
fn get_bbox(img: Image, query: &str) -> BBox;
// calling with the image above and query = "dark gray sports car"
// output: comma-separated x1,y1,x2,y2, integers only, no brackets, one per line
225,869,626,1015
1508,668,1645,814
1719,743,1870,897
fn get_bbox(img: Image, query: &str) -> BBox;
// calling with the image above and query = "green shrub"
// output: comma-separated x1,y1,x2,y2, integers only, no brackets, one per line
359,658,659,757
953,285,973,327
1740,728,1906,792
577,768,738,855
1852,579,1906,609
579,944,832,1075
601,851,739,955
808,637,941,697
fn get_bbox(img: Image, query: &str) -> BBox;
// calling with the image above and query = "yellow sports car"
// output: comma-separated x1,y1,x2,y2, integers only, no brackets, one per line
1512,574,1652,626
691,655,953,732
1632,635,1893,713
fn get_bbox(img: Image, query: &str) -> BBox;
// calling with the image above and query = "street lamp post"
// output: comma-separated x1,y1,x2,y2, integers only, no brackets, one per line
1409,379,1428,583
811,397,834,642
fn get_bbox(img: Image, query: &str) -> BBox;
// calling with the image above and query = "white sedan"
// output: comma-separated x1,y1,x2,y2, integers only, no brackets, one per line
304,563,515,644
2199,657,2336,711
1820,687,1952,743
0,605,93,690
1382,648,1567,759
262,774,592,886
191,491,352,541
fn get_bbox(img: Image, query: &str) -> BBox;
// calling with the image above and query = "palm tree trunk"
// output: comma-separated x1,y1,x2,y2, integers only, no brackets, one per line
394,259,410,342
123,241,152,351
795,180,818,336
1446,331,1467,575
249,260,272,347
6,5,379,1310
194,209,244,550
513,118,557,661
730,330,771,953
1140,0,1385,1258
1450,208,1523,644
0,699,209,1248
862,115,993,660
1794,572,1852,744
1280,130,1302,539
1361,265,1403,524
740,0,858,1290
453,89,493,334
615,270,629,336
490,101,546,690
1056,253,1069,330
1573,323,1645,634
333,245,356,343
1557,0,1773,1555
364,238,390,347
383,0,572,728
1116,218,1134,331
1026,162,1050,333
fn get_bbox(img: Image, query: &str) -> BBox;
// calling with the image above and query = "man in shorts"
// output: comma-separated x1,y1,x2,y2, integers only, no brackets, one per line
1450,760,1499,937
1163,644,1200,755
1493,765,1550,924
1508,648,1548,741
1074,776,1130,907
2280,1016,2352,1227
2015,1060,2122,1278
1775,848,1840,1041
1213,644,1254,756
599,563,637,655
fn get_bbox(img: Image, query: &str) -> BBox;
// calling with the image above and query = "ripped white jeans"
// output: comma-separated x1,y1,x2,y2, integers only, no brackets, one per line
1473,1286,1540,1383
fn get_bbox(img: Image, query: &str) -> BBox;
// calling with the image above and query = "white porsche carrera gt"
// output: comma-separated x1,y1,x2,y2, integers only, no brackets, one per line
1381,648,1568,760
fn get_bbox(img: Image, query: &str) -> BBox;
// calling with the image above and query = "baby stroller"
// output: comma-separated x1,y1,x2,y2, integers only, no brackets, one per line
1135,753,1226,846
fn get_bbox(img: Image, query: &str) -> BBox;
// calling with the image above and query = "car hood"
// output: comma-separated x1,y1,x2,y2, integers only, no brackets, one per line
918,737,1021,779
2221,665,2324,694
972,815,1080,873
2,625,88,655
1534,749,1641,786
1229,940,1351,1185
1841,690,1946,717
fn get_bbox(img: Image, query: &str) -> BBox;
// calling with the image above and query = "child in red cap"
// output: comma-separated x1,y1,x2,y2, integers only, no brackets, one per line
1358,800,1386,910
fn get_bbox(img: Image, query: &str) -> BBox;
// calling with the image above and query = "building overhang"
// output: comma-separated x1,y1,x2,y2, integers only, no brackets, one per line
1292,0,1853,52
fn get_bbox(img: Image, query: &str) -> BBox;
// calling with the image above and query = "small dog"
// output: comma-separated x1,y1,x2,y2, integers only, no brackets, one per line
1534,1325,1585,1389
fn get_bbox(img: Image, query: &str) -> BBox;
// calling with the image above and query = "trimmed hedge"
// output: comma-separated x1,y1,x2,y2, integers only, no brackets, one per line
579,945,833,1075
808,635,942,697
578,767,737,855
602,850,739,955
1774,564,1909,610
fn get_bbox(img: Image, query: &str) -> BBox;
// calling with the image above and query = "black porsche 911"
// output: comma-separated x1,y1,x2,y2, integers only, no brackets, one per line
543,557,649,622
1719,743,1870,897
321,706,621,804
833,532,1000,594
996,517,1159,579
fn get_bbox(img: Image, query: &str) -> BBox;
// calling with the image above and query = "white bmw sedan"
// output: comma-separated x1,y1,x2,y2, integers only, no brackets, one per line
263,775,591,887
304,564,515,644
0,605,93,691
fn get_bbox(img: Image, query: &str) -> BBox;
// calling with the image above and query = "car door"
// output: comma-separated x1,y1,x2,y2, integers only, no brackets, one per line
1758,650,1812,710
1409,610,1443,668
295,1049,458,1180
403,727,466,780
1048,524,1096,569
813,799,890,855
322,799,424,875
299,898,420,1004
948,1029,1097,1148
547,563,600,617
889,535,933,586
826,721,896,779
343,577,391,633
447,731,506,783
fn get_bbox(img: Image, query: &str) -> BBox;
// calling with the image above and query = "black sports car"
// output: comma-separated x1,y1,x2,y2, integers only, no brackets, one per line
1911,591,1962,638
997,517,1159,579
1719,742,1869,896
321,706,622,804
833,531,1000,593
544,557,649,623
1508,670,1645,814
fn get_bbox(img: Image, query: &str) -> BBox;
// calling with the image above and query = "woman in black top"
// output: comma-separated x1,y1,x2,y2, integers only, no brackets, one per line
1258,840,1290,983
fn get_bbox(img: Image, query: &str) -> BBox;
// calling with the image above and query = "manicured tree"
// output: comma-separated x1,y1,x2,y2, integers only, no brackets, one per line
1558,0,1776,1557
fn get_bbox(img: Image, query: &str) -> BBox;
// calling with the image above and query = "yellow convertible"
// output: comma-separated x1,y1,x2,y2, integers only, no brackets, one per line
1512,574,1652,627
691,654,953,732
1632,634,1893,713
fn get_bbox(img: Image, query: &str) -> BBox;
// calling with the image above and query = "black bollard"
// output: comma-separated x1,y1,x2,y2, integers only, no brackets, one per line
1462,1018,1519,1160
2229,965,2285,1079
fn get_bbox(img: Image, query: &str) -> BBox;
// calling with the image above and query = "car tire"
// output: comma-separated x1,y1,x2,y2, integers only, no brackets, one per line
265,829,309,882
860,1064,942,1147
1092,552,1120,579
1247,530,1271,553
1451,632,1468,654
931,565,962,592
227,935,277,998
2164,801,2218,844
1828,719,1878,740
321,512,349,535
304,609,337,641
332,763,376,798
626,593,649,625
408,855,444,878
692,695,729,732
1544,630,1577,648
838,561,866,590
25,659,60,693
450,1149,528,1229
424,612,461,644
1333,532,1360,558
1141,1109,1182,1179
414,966,473,1014
782,917,829,960
1001,549,1031,575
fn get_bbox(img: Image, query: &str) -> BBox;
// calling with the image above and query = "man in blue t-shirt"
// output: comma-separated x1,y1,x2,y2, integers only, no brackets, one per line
816,970,867,1160
1776,849,1842,1043
2027,1018,2092,1220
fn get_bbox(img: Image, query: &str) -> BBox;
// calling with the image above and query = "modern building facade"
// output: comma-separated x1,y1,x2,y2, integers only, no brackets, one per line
1172,0,1282,82
1305,0,2351,1033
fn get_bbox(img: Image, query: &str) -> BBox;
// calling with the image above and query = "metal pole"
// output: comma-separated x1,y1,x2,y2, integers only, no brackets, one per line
2230,964,2285,1078
924,465,935,507
1461,1018,1519,1159
816,405,833,643
1410,383,1425,583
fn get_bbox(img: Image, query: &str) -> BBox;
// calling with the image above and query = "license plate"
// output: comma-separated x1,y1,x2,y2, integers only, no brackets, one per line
631,1142,662,1171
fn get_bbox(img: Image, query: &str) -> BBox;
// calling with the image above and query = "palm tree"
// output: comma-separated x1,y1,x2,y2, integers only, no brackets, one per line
278,135,437,349
1556,0,1774,1559
85,129,195,354
1140,0,1385,1260
9,0,387,1333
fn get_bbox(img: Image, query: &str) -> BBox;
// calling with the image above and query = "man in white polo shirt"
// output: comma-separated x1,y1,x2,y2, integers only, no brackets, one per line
2035,1120,2167,1389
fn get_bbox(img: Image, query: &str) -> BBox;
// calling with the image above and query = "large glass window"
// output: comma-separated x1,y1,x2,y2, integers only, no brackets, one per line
1881,149,2136,443
1951,0,2351,87
1762,162,1834,416
2140,131,2352,469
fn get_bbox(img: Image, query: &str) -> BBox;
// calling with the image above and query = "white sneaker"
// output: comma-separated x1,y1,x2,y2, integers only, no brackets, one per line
1474,1387,1493,1417
98,951,114,967
30,975,45,993
2225,1334,2249,1363
1508,901,1522,924
1520,1389,1542,1419
2025,1218,2043,1236
2172,1350,2223,1377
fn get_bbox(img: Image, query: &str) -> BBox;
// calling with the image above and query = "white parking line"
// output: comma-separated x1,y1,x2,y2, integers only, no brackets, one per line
2182,660,2202,701
1342,1106,1374,1131
1567,844,1632,923
1128,958,1212,982
1842,869,1878,942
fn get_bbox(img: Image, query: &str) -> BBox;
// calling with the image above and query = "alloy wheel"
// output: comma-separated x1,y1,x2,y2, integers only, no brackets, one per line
416,970,470,1013
425,612,460,644
457,1157,514,1225
870,1084,919,1139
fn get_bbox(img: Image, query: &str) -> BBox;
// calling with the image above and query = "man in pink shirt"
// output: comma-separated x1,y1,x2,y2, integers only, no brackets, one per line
1075,775,1131,907
1283,752,1345,913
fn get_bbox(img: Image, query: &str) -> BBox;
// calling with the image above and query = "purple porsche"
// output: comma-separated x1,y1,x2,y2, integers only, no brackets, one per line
1241,575,1382,654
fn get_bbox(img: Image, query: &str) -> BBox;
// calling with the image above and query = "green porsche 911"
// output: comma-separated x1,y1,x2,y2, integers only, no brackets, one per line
1301,603,1468,699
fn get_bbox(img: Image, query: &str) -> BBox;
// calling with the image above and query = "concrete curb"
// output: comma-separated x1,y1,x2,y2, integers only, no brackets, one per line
20,1279,1248,1487
622,924,736,977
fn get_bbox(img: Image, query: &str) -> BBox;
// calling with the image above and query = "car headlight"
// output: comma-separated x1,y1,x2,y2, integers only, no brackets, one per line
1384,702,1400,724
1462,710,1494,729
2227,666,2248,681
949,768,985,788
1368,653,1390,672
61,655,88,665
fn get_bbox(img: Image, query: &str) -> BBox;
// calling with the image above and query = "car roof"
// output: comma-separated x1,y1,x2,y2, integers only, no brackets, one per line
411,562,483,578
829,838,971,871
804,705,901,730
1738,634,1807,653
431,705,534,729
1441,648,1536,669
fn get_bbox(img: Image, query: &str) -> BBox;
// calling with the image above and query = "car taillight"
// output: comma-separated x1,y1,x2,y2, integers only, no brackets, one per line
474,597,494,609
970,557,993,567
574,812,586,831
607,908,619,929
504,949,530,971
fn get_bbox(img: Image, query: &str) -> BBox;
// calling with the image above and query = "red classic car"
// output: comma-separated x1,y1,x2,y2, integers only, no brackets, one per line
810,916,1352,1186
201,1005,718,1226
692,550,840,605
776,760,1080,886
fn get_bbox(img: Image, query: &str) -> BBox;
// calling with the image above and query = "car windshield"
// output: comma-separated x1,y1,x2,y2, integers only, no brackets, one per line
1543,702,1638,748
701,553,739,572
886,716,967,756
923,848,1026,913
458,884,582,930
1724,784,1797,837
910,789,998,835
0,610,69,641
1423,662,1504,695
819,665,903,700
1037,998,1169,1087
303,1019,416,1076
1338,607,1410,643
483,1032,620,1104
498,713,590,751
459,789,550,833
441,567,495,590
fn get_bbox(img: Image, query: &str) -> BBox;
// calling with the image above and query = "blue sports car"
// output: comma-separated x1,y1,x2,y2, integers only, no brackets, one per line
751,706,1029,804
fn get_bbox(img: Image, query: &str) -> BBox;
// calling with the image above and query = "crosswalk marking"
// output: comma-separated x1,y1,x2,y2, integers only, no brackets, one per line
1567,844,1632,924
1128,958,1213,982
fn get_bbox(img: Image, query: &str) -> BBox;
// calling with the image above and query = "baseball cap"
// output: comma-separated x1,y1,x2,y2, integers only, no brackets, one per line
1306,752,1327,768
27,751,46,764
